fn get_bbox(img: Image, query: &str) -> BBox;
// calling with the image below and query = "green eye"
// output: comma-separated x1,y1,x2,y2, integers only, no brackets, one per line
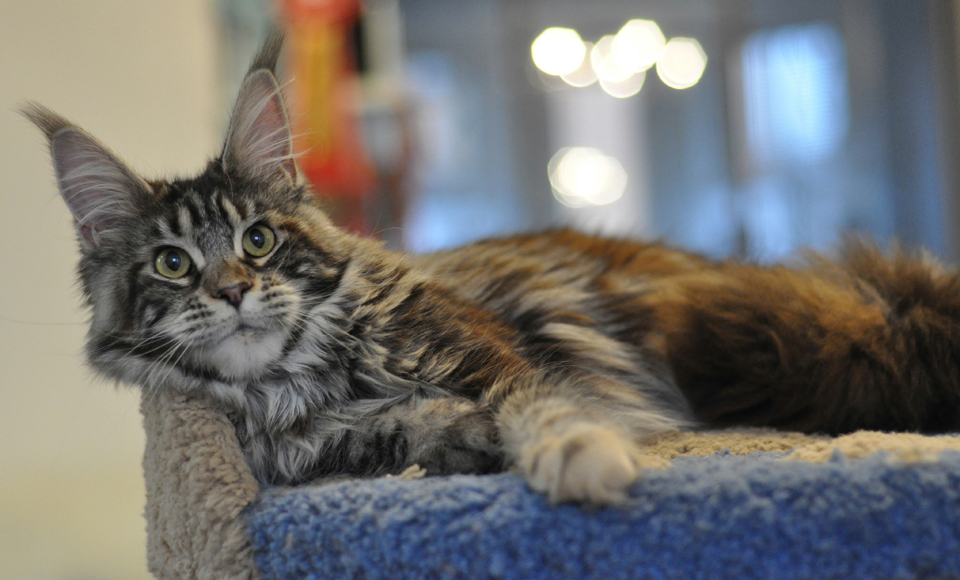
155,248,192,279
242,224,276,257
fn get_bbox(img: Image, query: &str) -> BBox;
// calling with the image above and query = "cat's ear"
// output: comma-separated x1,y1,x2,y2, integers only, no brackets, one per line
21,103,152,250
221,32,299,184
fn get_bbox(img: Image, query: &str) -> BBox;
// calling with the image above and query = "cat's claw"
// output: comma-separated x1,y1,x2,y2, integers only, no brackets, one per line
386,464,427,479
520,424,644,505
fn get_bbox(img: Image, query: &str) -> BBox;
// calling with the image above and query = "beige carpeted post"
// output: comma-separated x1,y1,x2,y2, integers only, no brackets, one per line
141,389,261,580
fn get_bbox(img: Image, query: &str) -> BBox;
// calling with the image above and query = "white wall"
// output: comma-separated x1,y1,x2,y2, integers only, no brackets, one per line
0,1,219,578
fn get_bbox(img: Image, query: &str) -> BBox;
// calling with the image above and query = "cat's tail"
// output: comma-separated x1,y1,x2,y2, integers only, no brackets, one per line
648,239,960,434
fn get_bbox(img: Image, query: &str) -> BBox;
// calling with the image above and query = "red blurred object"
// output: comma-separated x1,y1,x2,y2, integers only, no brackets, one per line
278,0,376,234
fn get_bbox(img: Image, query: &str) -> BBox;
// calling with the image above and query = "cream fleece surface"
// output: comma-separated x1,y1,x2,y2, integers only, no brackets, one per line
141,389,260,580
140,390,960,579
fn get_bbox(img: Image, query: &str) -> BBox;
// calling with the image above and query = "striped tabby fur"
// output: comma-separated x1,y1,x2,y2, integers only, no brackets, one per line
25,35,960,503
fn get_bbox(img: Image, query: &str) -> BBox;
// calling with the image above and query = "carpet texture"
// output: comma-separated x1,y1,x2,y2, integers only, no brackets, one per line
141,389,260,580
140,391,960,580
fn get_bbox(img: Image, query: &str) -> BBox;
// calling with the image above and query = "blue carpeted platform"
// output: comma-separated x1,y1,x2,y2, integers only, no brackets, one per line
247,451,960,580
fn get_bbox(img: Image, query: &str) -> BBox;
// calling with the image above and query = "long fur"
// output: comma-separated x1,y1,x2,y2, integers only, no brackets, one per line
649,241,960,434
24,36,960,503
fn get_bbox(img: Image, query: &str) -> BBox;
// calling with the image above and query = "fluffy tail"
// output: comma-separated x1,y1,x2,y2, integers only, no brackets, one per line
650,240,960,434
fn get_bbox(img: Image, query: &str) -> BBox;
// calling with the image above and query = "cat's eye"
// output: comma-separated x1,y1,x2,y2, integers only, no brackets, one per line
155,248,192,279
242,224,276,257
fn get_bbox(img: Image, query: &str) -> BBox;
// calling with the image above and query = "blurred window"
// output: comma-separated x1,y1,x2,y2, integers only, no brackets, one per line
742,23,849,168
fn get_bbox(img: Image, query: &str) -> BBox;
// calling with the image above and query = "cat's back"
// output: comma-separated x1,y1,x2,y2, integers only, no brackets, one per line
415,229,711,299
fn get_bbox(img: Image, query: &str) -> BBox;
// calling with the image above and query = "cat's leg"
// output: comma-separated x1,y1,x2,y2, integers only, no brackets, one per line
339,396,503,477
495,377,687,504
253,394,502,484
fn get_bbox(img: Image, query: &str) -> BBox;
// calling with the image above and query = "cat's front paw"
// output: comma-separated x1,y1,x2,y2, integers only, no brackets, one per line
519,424,646,505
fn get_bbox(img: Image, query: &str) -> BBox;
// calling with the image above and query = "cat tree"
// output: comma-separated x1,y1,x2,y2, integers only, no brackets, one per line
141,388,960,580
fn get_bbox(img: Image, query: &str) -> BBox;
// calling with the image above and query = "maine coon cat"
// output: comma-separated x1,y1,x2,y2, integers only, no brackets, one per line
26,35,960,504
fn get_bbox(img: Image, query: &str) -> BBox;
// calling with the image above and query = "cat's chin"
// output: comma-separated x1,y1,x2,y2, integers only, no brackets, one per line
204,329,287,381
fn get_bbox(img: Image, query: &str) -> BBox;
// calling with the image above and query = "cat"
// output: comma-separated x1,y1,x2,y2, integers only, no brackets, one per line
24,33,960,504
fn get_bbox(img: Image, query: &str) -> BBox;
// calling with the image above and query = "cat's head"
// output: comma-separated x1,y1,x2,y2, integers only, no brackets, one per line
25,34,355,388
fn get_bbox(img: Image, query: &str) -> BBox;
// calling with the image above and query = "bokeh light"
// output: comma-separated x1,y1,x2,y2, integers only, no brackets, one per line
548,147,628,207
591,35,633,82
561,41,598,87
599,70,646,98
533,23,707,96
613,19,665,73
531,27,587,76
656,37,708,89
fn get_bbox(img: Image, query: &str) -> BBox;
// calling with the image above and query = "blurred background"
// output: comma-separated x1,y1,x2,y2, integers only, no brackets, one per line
3,0,960,578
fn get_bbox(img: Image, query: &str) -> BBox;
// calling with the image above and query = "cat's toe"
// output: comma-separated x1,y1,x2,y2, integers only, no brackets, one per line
521,424,642,505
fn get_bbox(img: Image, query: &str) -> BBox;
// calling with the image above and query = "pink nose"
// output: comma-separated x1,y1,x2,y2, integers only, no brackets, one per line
216,282,250,308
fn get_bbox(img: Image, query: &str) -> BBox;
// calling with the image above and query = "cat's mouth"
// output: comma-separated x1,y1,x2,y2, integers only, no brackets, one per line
194,316,272,344
216,304,286,338
235,320,269,333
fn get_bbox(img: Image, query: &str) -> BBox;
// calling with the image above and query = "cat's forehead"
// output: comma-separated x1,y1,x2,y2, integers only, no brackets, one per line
149,175,255,247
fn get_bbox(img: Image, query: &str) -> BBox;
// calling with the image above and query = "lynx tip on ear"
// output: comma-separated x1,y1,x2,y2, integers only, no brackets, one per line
19,101,77,141
247,29,286,77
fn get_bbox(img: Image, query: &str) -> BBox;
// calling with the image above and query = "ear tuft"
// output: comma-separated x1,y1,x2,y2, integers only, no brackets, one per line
22,104,151,249
20,101,76,139
247,29,285,76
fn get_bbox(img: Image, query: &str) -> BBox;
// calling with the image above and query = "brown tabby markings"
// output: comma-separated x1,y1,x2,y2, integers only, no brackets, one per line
650,243,960,434
24,34,960,504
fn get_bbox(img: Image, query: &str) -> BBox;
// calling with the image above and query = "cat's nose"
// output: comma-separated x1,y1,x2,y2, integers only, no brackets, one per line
216,281,251,308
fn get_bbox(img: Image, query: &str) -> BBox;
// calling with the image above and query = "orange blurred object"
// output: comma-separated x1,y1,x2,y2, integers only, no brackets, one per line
279,0,376,233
